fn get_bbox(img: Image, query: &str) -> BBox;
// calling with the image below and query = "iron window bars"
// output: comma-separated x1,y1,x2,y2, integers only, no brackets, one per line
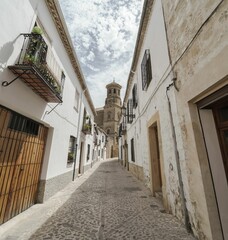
141,49,152,91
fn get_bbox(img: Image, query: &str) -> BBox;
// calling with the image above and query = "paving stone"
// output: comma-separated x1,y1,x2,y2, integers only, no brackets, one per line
1,159,196,240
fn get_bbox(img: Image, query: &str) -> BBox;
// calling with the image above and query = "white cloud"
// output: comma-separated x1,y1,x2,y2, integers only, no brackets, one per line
87,51,95,61
59,0,143,107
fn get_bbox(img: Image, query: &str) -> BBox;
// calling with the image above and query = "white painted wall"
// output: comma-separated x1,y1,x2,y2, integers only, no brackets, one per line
0,0,95,181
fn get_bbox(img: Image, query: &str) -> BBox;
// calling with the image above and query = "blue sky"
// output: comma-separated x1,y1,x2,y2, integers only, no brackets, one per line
59,0,143,108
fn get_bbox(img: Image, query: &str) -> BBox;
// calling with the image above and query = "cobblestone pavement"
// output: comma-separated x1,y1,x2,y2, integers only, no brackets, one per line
1,159,196,240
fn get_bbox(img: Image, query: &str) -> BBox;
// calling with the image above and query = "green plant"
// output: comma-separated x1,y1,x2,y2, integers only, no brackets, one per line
68,152,74,160
32,26,43,35
24,54,36,64
83,124,91,131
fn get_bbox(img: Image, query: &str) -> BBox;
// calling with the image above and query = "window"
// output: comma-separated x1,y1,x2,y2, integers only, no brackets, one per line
114,89,116,94
107,129,110,134
68,136,77,164
127,99,134,124
141,49,152,90
74,89,80,111
87,144,90,161
107,112,111,120
8,112,39,135
102,136,104,142
60,72,65,97
131,138,135,162
132,84,138,108
108,89,111,95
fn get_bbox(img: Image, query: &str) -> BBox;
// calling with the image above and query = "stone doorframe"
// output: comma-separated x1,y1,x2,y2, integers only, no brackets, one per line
147,112,168,208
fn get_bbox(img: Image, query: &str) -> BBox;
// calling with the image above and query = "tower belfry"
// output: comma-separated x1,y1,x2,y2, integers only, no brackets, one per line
95,81,122,158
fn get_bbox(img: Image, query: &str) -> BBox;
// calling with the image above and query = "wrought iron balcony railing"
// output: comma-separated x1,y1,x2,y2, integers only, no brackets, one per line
5,33,62,103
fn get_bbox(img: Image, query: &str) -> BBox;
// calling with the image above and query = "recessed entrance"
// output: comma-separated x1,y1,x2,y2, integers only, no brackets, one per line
198,86,228,239
149,123,162,197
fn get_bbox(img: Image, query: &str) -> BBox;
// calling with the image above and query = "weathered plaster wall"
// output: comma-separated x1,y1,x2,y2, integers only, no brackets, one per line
125,0,182,218
162,0,228,239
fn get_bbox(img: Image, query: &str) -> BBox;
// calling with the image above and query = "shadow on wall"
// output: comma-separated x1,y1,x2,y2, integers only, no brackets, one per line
0,36,20,72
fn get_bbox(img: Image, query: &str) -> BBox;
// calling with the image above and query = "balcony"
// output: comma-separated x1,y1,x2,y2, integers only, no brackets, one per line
7,33,62,103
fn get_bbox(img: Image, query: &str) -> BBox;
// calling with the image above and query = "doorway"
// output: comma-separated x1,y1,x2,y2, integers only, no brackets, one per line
149,123,162,197
0,106,47,224
198,87,228,239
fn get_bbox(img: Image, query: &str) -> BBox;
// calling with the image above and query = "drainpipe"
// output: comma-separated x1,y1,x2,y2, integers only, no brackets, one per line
72,88,87,181
166,83,191,233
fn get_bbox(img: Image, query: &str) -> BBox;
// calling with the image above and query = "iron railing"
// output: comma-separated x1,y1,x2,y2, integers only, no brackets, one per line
17,33,62,95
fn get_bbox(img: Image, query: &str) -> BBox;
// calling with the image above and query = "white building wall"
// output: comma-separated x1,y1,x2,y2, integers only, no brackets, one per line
0,0,95,201
125,0,181,211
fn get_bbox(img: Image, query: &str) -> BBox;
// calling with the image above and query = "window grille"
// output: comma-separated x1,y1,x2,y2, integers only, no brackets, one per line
132,84,138,108
131,138,135,162
8,112,39,135
87,144,90,161
141,49,152,90
68,136,77,164
127,99,134,124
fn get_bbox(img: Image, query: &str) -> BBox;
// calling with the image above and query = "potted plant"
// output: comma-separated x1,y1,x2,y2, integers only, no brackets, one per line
68,152,74,161
32,26,43,35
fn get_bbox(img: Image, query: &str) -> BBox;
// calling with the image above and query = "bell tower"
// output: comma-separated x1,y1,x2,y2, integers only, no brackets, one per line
103,80,122,157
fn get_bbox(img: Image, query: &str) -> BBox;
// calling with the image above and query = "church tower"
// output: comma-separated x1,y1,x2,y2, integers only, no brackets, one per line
103,81,122,157
95,80,122,158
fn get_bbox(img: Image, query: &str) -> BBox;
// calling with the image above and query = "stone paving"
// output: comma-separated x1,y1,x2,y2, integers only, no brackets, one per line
1,159,196,240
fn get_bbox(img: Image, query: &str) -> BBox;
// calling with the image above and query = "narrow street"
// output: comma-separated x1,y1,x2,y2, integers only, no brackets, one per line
1,159,195,240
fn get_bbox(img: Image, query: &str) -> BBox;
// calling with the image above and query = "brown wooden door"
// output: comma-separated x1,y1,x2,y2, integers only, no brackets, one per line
213,97,228,183
0,106,47,224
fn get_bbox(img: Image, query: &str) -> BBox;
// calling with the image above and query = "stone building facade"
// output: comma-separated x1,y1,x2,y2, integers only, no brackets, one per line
119,0,228,239
95,81,122,158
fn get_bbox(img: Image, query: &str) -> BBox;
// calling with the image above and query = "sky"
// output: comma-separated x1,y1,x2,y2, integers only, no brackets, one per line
59,0,143,108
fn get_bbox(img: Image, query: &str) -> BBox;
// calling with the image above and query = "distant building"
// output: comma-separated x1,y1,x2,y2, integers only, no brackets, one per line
95,81,122,158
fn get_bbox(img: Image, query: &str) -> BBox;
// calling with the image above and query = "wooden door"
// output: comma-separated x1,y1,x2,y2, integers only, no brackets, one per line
0,106,47,224
213,97,228,183
149,124,162,195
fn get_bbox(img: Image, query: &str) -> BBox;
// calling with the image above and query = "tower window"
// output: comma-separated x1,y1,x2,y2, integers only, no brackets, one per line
114,89,116,94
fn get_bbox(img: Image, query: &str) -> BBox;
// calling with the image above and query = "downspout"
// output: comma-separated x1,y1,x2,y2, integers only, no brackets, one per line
72,88,87,181
166,83,191,233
